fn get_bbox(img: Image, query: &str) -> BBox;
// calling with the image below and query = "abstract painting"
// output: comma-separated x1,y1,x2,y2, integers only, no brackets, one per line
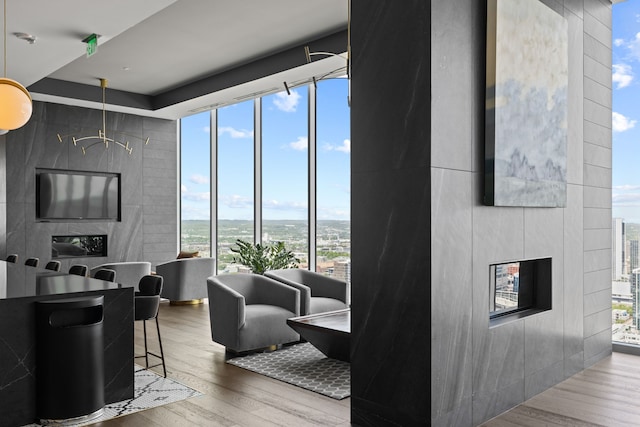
485,0,568,207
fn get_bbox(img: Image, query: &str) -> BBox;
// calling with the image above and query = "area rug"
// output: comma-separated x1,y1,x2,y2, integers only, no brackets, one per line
24,366,202,426
227,342,350,399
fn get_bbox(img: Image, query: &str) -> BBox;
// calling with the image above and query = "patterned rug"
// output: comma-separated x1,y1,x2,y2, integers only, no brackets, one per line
227,342,350,399
25,366,202,426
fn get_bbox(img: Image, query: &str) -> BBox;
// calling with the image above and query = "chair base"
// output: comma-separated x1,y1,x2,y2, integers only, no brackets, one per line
169,298,204,306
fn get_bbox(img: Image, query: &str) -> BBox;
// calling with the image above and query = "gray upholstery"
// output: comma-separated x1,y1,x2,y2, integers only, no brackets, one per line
265,268,349,315
155,257,215,301
89,262,151,290
207,273,300,353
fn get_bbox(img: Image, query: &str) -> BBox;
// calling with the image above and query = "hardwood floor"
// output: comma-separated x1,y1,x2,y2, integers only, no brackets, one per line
94,301,350,427
484,352,640,426
94,302,640,427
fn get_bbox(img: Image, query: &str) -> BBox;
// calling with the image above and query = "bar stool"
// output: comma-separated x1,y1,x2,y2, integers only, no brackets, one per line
135,275,166,377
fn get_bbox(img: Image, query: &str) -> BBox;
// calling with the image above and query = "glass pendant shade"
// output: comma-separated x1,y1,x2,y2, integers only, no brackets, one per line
0,77,32,130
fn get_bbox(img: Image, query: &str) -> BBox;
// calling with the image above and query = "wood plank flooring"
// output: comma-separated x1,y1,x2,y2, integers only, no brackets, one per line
94,302,640,426
484,352,640,426
94,301,350,427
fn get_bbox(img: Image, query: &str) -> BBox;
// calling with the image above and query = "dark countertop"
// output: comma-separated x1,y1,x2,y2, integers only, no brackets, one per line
0,261,126,299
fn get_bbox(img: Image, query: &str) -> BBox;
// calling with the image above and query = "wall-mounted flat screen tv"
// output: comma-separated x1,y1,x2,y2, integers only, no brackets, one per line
36,168,121,221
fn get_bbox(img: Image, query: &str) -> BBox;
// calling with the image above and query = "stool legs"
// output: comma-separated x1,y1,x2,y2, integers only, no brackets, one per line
136,316,166,377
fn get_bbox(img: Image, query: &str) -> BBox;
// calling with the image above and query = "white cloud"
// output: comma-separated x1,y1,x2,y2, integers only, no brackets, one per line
613,64,633,89
181,184,187,193
613,192,640,206
628,32,640,61
218,126,253,139
322,139,351,154
190,174,209,185
289,136,308,151
182,191,210,202
203,126,210,134
612,112,637,132
263,199,307,211
615,38,625,47
273,90,301,112
614,185,640,191
219,194,253,209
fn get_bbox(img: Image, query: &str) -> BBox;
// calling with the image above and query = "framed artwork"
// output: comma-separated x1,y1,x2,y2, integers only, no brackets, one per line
484,0,568,207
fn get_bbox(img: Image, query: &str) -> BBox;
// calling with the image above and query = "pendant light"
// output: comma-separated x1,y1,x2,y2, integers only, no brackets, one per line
0,0,32,132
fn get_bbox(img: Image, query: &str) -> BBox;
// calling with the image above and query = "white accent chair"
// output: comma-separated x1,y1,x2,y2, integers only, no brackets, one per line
89,262,151,291
154,257,216,302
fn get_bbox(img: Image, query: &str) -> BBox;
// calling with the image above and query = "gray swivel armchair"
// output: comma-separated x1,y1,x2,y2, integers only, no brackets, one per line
155,257,215,303
265,268,349,315
207,273,300,353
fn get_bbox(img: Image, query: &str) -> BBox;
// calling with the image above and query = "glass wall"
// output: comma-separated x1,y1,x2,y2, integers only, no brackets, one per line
316,78,351,282
180,79,350,278
217,101,255,273
180,111,211,257
262,89,309,266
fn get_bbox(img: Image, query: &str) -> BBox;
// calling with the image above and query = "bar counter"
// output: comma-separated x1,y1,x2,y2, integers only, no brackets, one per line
0,261,134,427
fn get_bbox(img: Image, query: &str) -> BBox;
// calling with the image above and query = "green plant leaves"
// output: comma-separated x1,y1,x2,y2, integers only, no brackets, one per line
230,239,300,275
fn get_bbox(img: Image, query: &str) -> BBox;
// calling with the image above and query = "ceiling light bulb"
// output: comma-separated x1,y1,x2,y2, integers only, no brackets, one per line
14,32,36,44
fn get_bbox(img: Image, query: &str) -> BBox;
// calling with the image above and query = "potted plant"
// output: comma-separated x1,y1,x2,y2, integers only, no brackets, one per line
230,239,299,275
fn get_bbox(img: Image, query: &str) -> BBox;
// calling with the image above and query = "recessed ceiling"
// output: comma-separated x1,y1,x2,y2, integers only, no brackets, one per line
4,0,348,119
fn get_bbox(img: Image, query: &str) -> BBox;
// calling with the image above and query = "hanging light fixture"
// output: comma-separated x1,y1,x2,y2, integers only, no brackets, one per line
0,0,32,132
57,78,149,155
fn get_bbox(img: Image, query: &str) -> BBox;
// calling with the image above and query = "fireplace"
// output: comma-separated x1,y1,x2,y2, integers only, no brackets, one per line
52,235,107,258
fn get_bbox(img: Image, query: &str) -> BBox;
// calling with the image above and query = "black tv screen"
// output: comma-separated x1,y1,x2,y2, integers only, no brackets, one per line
36,169,121,221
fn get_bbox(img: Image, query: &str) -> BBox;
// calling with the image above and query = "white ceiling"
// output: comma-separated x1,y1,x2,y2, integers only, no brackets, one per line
3,0,348,119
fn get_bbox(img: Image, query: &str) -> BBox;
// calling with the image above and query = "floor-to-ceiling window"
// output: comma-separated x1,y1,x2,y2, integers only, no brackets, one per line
316,78,351,282
180,78,350,277
217,101,255,273
180,111,211,257
612,2,640,348
262,88,310,266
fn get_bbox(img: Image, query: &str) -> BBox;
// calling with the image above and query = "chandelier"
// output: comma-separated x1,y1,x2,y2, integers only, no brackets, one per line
57,78,149,155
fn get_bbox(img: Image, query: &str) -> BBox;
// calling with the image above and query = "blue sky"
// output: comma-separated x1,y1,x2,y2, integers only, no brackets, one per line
180,78,350,221
613,1,640,223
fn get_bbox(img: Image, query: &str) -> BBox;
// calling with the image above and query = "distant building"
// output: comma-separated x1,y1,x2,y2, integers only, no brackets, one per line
630,240,640,274
612,218,625,280
632,269,640,328
612,308,629,322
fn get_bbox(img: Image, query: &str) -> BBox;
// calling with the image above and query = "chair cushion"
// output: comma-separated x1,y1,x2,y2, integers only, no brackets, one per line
309,297,348,315
177,250,199,259
237,304,299,351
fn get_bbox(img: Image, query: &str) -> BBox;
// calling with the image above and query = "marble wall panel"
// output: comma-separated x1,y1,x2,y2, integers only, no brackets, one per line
583,186,611,208
567,9,584,186
584,328,612,361
584,288,611,316
584,207,611,229
583,164,611,190
4,101,176,269
564,184,584,358
584,121,612,148
584,308,611,338
524,359,564,400
564,0,584,19
584,249,611,273
584,56,613,91
584,268,612,294
584,99,612,127
472,379,525,426
584,228,612,251
584,8,613,53
431,168,473,419
584,142,611,168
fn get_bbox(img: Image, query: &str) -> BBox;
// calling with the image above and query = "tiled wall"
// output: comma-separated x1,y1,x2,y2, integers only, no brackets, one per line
430,0,612,425
351,0,612,426
3,101,178,271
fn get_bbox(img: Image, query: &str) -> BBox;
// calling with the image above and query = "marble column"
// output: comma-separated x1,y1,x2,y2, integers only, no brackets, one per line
351,1,432,425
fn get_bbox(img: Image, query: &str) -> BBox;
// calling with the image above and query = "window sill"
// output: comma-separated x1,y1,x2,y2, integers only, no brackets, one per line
489,308,549,329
